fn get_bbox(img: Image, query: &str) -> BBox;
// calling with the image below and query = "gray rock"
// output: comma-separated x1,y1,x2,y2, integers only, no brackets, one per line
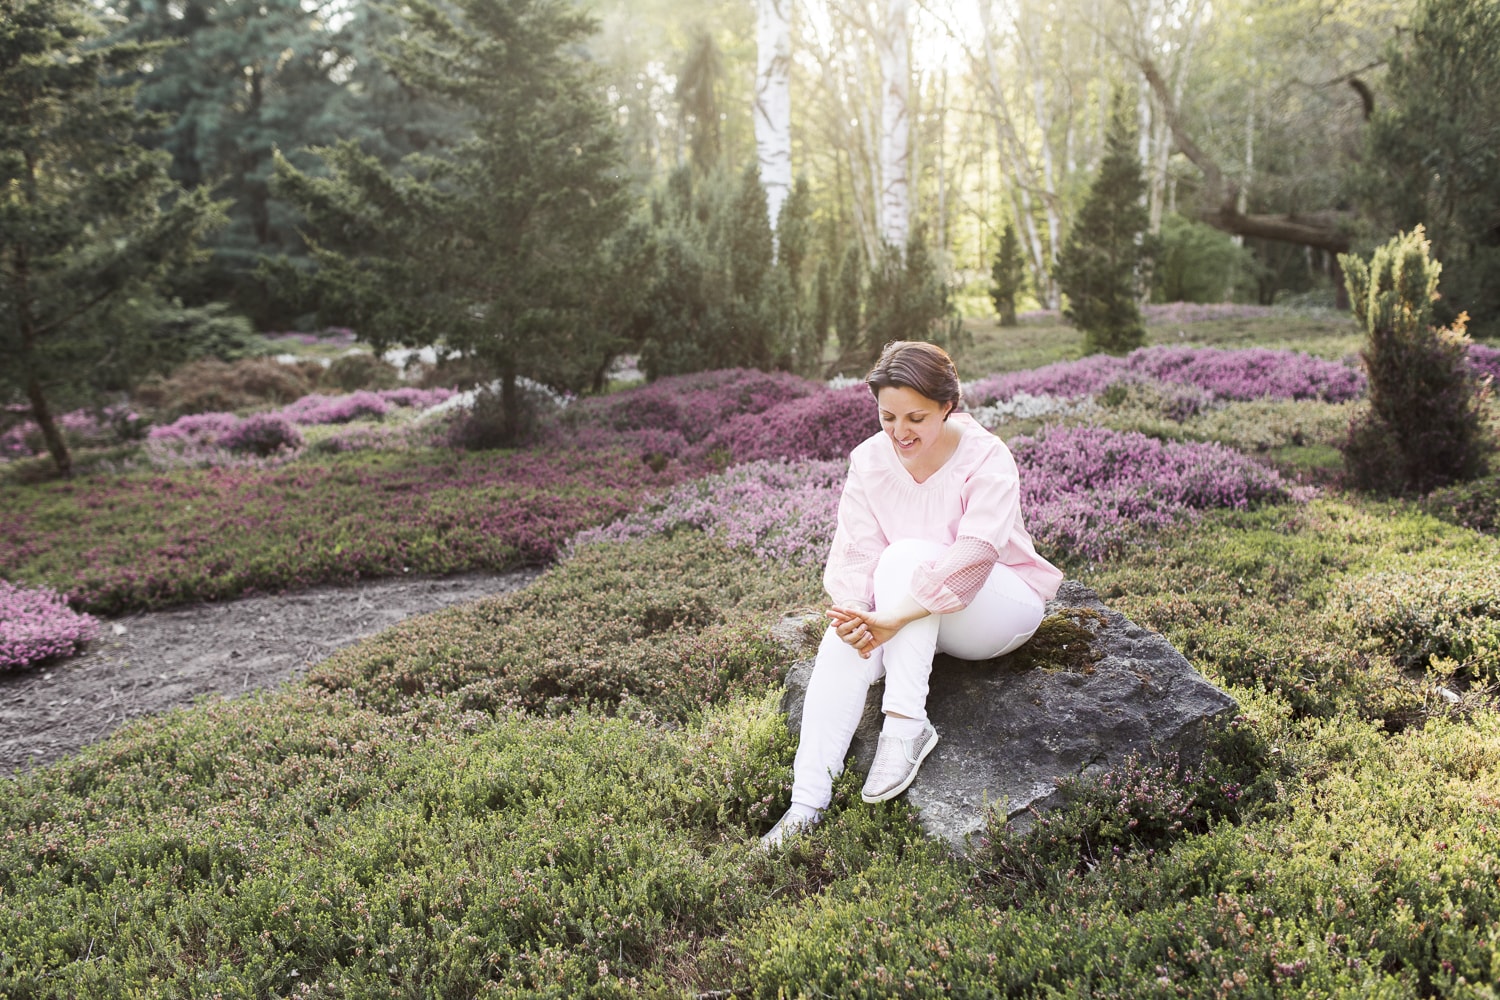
777,580,1238,850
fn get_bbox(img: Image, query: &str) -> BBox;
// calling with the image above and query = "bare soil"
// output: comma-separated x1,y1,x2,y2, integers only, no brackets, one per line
0,570,539,776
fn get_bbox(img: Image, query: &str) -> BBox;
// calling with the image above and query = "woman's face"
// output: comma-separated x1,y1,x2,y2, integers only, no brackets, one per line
876,385,952,465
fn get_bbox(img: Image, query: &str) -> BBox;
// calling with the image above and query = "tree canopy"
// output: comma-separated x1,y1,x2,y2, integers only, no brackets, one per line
1,0,223,475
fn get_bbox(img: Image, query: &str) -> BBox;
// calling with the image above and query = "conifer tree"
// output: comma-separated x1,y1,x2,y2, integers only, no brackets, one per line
1,0,223,476
833,245,863,354
1339,227,1489,494
272,0,629,441
990,220,1028,327
1055,94,1152,355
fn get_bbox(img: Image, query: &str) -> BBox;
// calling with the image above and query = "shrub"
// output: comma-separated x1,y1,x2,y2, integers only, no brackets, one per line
1325,564,1500,683
572,458,847,567
1422,472,1500,534
307,532,820,721
217,413,304,456
446,384,553,450
323,352,402,392
565,368,820,446
968,345,1365,407
278,390,390,425
1,446,674,614
690,385,875,466
0,580,99,670
1011,426,1293,563
132,357,318,419
1339,227,1489,494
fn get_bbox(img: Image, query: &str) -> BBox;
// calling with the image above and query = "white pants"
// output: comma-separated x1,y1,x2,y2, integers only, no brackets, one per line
789,538,1046,811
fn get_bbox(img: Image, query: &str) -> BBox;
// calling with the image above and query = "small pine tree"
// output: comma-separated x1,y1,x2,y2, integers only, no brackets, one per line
1339,227,1489,494
864,229,967,361
1055,93,1152,355
833,244,863,353
990,220,1028,326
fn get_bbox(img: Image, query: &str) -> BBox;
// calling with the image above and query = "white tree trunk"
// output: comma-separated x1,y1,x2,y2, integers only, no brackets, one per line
754,0,793,236
877,0,912,252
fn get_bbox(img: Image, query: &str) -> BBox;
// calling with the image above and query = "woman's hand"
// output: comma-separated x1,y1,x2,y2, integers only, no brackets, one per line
828,606,911,659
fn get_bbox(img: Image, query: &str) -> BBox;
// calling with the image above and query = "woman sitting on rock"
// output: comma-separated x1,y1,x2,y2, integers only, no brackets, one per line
762,340,1063,849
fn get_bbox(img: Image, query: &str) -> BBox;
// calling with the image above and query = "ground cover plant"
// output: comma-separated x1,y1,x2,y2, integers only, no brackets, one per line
3,313,1500,996
0,445,682,615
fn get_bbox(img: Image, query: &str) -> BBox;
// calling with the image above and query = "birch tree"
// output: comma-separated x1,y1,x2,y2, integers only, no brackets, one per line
876,0,911,251
754,0,794,234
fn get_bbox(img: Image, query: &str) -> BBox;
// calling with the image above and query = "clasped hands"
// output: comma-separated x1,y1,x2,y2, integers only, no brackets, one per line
827,596,930,660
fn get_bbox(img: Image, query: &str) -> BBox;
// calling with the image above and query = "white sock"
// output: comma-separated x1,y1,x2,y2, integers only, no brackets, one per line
882,715,928,741
787,802,822,823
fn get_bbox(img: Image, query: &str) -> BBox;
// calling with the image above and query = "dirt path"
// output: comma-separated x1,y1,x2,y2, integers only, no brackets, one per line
0,570,540,776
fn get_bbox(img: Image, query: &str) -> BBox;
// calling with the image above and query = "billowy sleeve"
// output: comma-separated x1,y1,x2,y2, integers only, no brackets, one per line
910,466,1019,614
822,461,887,611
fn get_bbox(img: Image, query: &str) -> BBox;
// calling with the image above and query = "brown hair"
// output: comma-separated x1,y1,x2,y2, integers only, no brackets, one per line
865,341,962,417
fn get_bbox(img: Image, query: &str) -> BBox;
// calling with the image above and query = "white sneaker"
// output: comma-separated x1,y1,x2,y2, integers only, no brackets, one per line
759,808,818,850
861,722,939,803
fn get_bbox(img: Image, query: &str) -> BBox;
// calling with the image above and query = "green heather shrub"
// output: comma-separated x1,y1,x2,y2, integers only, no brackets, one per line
1423,472,1500,534
308,533,823,721
734,711,1500,998
1082,499,1498,723
1324,564,1500,683
0,691,795,997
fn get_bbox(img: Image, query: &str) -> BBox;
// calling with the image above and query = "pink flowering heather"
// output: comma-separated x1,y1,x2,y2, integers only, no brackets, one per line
3,444,684,614
689,385,877,466
1011,426,1292,562
217,414,304,456
573,459,847,566
1470,342,1500,385
148,411,242,445
969,345,1365,406
567,369,822,445
277,391,391,425
1,405,144,460
0,580,99,670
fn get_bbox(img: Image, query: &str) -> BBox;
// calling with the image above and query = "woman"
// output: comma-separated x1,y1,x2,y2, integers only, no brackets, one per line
762,340,1063,849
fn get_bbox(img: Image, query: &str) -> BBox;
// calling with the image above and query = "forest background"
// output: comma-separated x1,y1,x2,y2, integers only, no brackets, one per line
6,0,1499,467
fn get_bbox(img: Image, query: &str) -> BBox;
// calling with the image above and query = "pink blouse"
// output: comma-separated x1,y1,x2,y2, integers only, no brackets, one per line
823,412,1063,613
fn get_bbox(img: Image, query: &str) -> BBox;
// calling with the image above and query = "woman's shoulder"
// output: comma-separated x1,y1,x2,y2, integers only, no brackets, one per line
951,413,1016,476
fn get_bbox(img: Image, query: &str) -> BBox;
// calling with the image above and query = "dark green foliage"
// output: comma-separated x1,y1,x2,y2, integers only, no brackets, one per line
636,165,821,379
833,243,863,353
115,0,466,326
989,219,1028,325
1339,228,1488,495
676,30,725,173
1152,213,1259,304
323,353,401,393
863,229,966,361
272,0,630,446
1358,0,1500,337
0,0,225,476
1054,94,1152,356
446,384,553,450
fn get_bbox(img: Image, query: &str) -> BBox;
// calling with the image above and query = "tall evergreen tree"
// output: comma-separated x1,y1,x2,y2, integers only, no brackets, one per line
1054,94,1152,356
272,0,630,440
115,0,464,325
1,0,223,476
1359,0,1500,337
990,219,1028,327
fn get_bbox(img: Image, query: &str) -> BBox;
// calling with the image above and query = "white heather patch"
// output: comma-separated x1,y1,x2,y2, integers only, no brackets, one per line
968,392,1097,429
